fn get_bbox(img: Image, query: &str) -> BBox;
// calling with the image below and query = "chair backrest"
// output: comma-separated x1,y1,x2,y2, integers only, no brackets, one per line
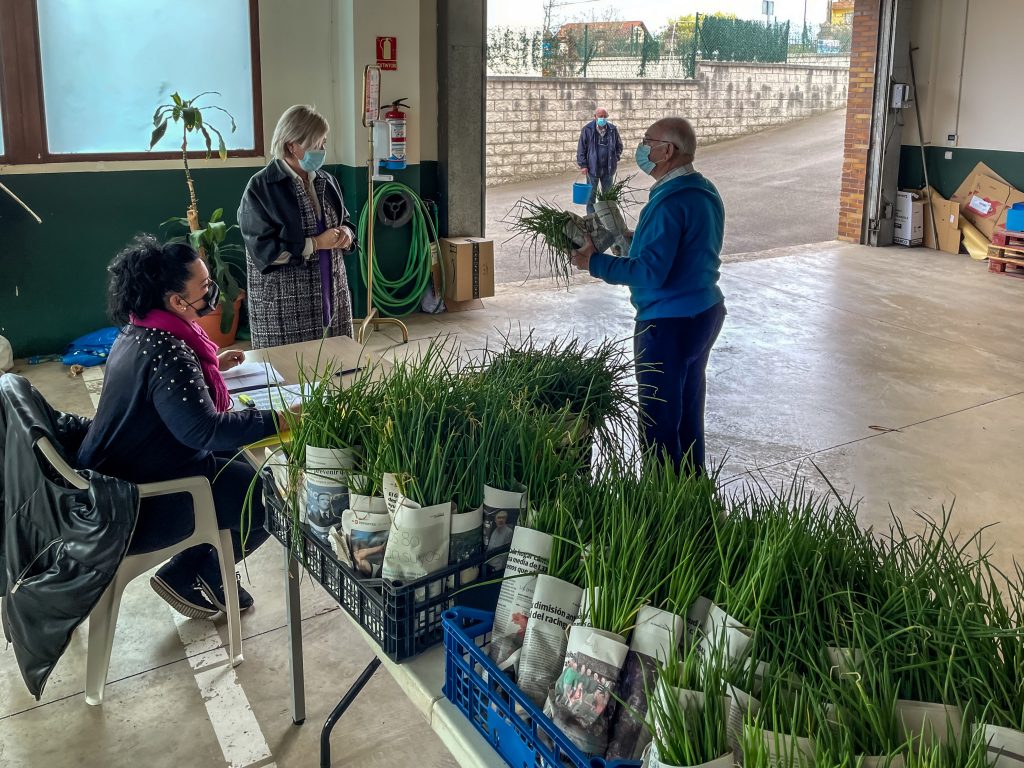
36,436,90,491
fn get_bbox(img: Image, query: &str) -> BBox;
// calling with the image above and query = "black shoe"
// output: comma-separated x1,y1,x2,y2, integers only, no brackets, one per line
151,565,219,620
197,569,255,613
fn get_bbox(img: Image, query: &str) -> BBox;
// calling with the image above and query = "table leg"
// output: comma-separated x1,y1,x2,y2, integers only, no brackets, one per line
320,656,382,768
285,547,306,725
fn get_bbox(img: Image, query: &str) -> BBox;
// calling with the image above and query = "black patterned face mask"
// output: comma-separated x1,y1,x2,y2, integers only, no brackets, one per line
184,281,220,317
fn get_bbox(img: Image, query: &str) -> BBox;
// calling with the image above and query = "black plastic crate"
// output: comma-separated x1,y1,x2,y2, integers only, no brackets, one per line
263,471,500,662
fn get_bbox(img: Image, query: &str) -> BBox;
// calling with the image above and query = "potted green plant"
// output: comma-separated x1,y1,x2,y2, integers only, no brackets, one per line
149,91,244,344
162,209,246,344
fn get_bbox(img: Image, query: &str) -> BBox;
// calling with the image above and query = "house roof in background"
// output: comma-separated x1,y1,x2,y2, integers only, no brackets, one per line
556,20,652,37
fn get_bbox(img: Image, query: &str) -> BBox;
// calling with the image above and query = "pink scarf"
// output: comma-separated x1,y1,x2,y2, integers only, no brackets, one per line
131,309,231,412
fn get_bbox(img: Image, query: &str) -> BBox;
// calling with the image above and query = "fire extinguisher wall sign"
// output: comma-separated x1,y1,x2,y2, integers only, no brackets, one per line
383,99,409,170
376,37,397,71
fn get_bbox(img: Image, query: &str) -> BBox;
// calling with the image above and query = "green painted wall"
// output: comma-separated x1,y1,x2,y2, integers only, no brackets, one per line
0,161,439,357
898,146,1024,199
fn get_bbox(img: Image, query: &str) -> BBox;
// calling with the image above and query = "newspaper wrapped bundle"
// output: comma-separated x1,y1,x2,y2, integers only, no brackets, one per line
606,606,686,763
264,447,293,502
642,745,734,768
895,700,963,748
825,646,864,678
481,484,527,575
489,526,553,668
305,446,357,542
977,724,1024,768
753,728,817,768
381,496,452,604
339,491,390,578
382,471,405,515
564,211,617,255
858,756,906,768
643,682,732,768
543,624,629,756
449,504,484,583
723,683,760,756
686,597,753,665
517,574,584,706
593,200,633,254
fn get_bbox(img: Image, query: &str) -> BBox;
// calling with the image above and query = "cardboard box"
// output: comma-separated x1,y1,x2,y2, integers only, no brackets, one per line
894,191,924,246
440,237,495,302
951,162,1024,239
917,187,962,254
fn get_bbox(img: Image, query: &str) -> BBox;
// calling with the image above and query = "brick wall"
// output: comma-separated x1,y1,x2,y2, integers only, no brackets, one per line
837,0,881,242
486,60,850,186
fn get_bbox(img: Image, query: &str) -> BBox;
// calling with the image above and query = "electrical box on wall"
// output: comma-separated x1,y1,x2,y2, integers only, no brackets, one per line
890,83,914,109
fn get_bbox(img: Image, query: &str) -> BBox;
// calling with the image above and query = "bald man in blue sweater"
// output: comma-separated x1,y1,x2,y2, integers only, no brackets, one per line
571,117,726,473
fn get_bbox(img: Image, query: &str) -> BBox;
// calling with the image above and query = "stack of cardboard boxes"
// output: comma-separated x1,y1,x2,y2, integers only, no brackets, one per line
898,162,1024,257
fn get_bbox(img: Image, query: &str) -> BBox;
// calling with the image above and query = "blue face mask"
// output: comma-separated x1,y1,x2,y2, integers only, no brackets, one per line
596,117,607,127
635,143,657,175
298,149,326,173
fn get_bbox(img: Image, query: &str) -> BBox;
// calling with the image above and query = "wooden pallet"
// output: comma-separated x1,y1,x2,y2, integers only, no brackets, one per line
988,241,1024,259
988,252,1024,277
991,226,1024,248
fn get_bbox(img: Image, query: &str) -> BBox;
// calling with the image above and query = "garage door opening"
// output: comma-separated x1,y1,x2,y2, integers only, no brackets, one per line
483,5,853,285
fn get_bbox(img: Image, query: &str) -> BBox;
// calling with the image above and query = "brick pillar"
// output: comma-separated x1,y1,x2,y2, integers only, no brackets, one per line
838,0,881,243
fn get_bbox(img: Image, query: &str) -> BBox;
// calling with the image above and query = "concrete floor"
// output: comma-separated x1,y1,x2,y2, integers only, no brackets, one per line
3,241,1023,767
488,108,845,284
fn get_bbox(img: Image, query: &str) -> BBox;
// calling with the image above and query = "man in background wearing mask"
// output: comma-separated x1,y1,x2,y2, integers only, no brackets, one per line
570,117,726,475
576,107,623,215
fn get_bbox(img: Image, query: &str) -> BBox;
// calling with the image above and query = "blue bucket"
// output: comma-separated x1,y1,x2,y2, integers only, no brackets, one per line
1007,202,1024,234
572,180,592,205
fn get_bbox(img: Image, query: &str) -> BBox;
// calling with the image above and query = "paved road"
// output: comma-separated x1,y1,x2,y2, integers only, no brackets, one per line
487,108,846,284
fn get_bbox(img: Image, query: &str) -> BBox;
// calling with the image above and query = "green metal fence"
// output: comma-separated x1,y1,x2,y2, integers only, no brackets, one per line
695,15,790,68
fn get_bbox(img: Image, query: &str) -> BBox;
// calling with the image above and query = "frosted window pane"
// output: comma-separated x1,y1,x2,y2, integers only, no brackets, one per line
37,0,255,155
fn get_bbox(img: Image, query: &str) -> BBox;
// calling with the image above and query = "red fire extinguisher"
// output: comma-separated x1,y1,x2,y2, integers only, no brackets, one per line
382,98,409,170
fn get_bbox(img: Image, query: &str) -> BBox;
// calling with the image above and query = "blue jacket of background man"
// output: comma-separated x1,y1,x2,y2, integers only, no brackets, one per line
577,120,623,178
588,172,725,321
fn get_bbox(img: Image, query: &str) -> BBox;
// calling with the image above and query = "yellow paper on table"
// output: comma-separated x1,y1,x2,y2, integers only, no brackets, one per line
959,219,989,261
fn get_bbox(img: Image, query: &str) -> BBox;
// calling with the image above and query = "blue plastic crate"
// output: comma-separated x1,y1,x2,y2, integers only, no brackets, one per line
442,607,642,768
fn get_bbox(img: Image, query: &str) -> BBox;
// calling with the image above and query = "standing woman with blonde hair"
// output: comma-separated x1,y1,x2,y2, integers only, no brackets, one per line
238,105,356,348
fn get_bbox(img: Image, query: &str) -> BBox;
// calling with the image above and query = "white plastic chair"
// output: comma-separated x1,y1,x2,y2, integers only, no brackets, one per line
34,436,243,706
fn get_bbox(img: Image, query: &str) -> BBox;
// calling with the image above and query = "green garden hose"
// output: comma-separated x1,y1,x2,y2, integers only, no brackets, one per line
356,182,440,317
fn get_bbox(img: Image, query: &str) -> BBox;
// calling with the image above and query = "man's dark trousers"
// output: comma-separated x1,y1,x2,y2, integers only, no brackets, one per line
634,302,726,473
586,173,614,215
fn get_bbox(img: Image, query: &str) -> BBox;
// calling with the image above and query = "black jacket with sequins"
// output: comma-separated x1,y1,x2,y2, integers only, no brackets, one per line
77,326,277,483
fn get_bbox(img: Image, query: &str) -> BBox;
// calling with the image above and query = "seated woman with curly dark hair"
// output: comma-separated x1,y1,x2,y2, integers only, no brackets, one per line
78,235,294,618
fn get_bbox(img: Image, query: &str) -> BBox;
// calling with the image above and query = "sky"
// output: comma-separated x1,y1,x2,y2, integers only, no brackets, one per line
488,0,832,30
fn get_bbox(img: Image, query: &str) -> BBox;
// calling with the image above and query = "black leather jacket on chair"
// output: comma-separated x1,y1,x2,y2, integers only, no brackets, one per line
0,374,139,699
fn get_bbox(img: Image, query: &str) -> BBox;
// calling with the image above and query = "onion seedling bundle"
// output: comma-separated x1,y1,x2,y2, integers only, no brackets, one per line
504,197,579,284
594,174,636,204
484,331,639,455
365,340,480,509
646,668,731,768
873,512,1024,719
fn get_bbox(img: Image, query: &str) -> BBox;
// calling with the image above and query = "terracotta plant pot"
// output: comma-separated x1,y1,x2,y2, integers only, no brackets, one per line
196,292,245,348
